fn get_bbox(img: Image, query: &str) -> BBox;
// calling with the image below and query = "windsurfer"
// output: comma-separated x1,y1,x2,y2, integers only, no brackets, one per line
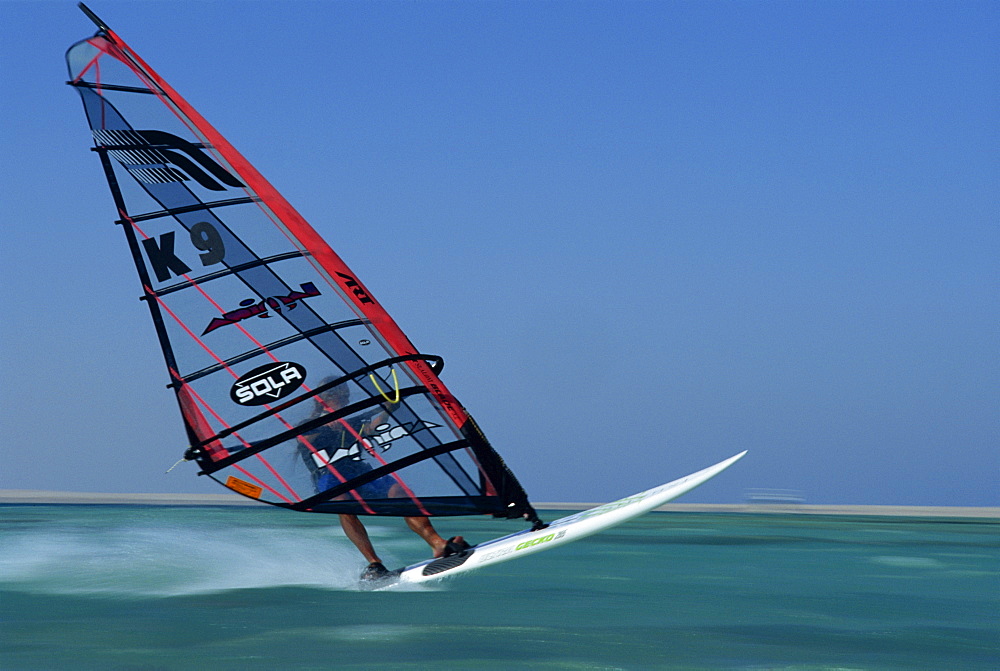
300,382,470,580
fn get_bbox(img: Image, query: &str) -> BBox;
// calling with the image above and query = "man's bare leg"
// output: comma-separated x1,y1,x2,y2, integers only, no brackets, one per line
405,516,463,558
339,514,381,564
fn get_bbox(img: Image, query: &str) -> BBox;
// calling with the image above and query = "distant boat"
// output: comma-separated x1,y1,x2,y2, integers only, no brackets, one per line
745,489,805,505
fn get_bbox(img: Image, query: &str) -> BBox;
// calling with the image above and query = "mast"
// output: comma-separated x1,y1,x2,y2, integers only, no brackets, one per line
78,3,109,32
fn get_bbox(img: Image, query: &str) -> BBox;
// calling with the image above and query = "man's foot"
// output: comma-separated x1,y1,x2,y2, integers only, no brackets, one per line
360,561,390,581
442,536,471,558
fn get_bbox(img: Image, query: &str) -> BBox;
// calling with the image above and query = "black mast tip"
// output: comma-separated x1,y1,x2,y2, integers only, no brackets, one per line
78,3,110,32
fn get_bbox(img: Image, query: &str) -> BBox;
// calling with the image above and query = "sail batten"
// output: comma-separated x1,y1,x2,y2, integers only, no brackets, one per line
123,197,260,223
70,80,156,95
68,7,539,522
176,320,374,383
148,251,308,298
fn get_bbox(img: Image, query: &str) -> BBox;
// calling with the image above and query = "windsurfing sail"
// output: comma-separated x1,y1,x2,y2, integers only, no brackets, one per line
66,4,540,524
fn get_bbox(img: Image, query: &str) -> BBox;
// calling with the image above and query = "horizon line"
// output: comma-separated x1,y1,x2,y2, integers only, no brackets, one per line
1,489,997,519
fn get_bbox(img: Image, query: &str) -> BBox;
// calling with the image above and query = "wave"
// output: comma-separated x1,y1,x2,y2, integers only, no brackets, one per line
0,517,432,596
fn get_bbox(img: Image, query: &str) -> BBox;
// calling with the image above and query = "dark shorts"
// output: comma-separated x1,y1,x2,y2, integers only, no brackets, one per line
317,458,392,500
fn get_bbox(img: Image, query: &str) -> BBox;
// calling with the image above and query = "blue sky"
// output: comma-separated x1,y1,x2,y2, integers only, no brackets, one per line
1,0,996,506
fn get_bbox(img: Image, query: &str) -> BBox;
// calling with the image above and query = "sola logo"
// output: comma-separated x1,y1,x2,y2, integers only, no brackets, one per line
230,362,307,406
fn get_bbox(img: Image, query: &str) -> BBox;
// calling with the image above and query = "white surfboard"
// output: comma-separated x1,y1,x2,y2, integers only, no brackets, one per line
390,450,747,585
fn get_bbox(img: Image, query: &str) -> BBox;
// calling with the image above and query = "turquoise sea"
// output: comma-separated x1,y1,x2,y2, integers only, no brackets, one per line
1,504,997,670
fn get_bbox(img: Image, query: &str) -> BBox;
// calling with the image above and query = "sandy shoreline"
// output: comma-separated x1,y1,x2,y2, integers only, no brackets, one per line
0,489,997,518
